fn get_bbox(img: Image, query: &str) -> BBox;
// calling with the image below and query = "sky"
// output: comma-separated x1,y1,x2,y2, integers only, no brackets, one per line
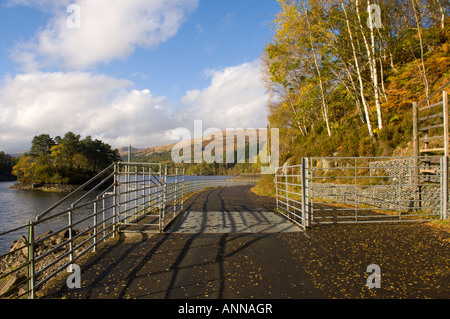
0,0,281,154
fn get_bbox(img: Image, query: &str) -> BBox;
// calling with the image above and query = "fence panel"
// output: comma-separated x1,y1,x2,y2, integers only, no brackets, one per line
275,159,309,230
0,166,259,299
115,163,166,233
309,156,444,224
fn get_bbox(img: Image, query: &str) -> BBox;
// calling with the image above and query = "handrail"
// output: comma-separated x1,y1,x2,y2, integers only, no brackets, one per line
36,163,116,221
0,164,258,299
416,81,450,108
71,171,115,207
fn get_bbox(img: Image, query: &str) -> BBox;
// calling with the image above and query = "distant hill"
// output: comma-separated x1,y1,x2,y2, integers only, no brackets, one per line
123,129,268,160
117,146,142,157
121,129,269,175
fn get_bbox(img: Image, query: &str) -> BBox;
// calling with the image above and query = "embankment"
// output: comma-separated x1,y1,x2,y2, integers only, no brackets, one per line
8,183,78,193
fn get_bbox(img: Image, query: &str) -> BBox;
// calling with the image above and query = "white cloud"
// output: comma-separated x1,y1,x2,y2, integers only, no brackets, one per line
180,60,269,131
0,1,270,155
10,0,199,70
0,72,175,153
0,60,269,154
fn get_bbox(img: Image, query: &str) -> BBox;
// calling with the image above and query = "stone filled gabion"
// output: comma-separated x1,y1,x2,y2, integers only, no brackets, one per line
312,158,444,215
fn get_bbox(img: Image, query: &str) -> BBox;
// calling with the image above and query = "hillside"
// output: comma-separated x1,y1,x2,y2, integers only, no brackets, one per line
124,1,450,174
124,130,268,175
263,1,449,166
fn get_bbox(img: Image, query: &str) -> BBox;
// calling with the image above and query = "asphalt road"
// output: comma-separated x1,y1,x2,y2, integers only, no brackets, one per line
42,186,450,299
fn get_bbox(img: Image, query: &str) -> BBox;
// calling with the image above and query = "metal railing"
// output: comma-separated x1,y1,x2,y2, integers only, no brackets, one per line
310,156,446,224
0,163,258,299
115,163,170,233
0,163,118,300
275,157,447,228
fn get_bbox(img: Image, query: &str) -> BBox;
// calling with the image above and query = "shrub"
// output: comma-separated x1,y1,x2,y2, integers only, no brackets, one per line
251,174,276,196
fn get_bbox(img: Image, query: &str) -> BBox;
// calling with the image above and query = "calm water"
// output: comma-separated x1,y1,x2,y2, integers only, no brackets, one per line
0,181,73,254
0,176,233,255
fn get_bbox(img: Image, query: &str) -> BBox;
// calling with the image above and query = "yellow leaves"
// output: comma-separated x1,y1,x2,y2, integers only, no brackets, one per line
11,155,33,182
50,143,63,157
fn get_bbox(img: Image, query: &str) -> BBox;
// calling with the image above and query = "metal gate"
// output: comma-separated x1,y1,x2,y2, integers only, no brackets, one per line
275,158,310,230
276,156,448,227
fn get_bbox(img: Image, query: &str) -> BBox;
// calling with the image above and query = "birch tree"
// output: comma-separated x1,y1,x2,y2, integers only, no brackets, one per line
341,0,374,137
354,0,383,131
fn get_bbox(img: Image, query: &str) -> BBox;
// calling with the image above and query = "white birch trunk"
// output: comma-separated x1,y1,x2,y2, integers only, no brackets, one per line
341,0,374,138
355,0,383,131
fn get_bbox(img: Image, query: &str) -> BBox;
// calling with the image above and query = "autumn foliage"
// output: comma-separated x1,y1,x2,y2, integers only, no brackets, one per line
263,0,449,164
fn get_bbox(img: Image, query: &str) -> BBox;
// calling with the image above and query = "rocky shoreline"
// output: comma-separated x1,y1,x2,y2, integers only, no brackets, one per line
0,226,100,299
8,182,79,193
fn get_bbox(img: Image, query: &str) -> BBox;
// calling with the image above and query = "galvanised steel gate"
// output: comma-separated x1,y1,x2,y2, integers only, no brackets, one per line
309,156,447,224
275,158,310,230
276,156,448,228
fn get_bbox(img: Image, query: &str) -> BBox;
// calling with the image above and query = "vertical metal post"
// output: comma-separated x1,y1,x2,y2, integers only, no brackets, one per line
443,91,449,158
301,158,307,230
285,167,289,219
93,200,98,252
162,165,168,231
140,166,143,217
126,162,130,223
443,156,448,219
182,168,185,211
443,92,449,219
158,165,162,232
112,164,118,237
102,193,106,243
175,167,178,214
370,161,375,210
413,102,419,158
148,166,152,214
398,158,401,220
134,165,138,219
354,158,358,222
413,102,420,211
27,221,35,299
305,158,310,228
68,204,74,265
275,169,279,212
309,158,314,226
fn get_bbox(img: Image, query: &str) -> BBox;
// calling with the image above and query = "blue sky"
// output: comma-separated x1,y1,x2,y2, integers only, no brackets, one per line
0,0,281,153
111,1,278,100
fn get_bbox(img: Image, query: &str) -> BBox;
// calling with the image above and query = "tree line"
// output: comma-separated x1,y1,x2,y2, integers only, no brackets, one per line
263,0,448,161
0,151,15,181
13,132,121,185
131,146,263,176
